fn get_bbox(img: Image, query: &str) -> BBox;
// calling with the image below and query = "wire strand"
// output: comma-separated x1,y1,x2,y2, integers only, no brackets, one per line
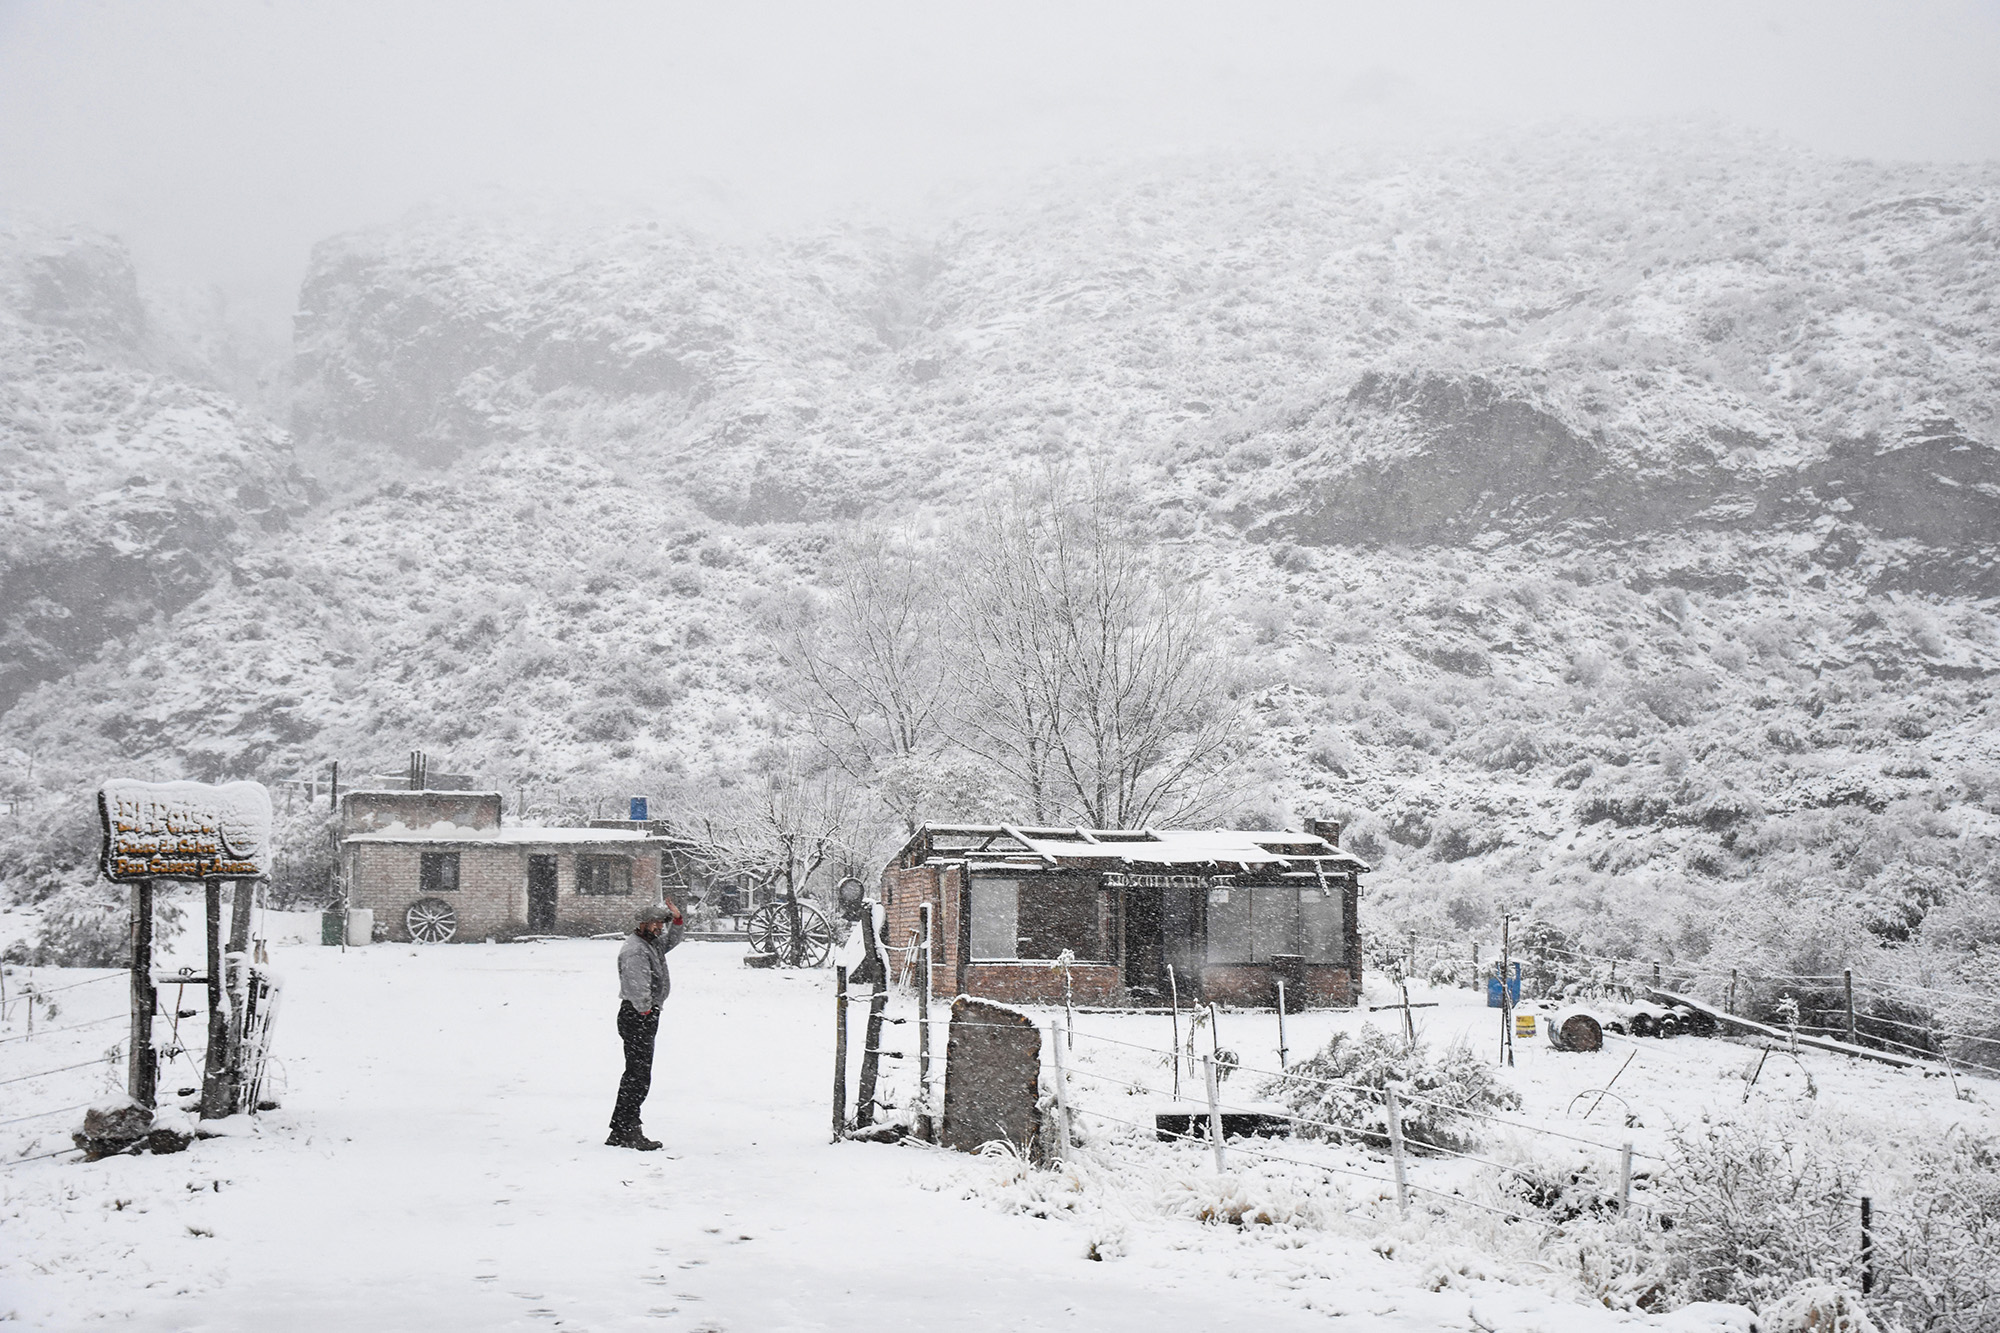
0,1014,124,1045
0,1058,110,1087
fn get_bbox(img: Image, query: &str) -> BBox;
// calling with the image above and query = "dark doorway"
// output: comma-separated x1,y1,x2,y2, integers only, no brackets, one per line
1123,884,1201,1004
1161,884,1200,1001
528,855,559,932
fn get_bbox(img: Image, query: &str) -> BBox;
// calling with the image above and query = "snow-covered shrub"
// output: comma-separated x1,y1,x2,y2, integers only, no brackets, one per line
1262,1026,1518,1153
1871,1130,2000,1333
3,878,185,967
1760,1282,1877,1333
1654,1109,1863,1310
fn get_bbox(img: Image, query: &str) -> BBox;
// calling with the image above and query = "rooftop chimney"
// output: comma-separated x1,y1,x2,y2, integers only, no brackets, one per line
1305,816,1342,847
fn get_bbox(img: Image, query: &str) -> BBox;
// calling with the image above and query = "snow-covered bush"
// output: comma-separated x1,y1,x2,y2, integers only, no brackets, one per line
1261,1026,1518,1153
3,878,185,967
1654,1109,1862,1310
1871,1130,2000,1333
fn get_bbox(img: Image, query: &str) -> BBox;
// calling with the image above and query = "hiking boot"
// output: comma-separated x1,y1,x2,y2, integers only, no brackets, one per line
606,1129,662,1151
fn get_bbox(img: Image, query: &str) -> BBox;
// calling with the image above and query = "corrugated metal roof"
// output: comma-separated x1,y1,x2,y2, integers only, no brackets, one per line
904,823,1370,873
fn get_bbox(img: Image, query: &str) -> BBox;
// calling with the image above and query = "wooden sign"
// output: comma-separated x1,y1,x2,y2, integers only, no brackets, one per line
98,780,273,882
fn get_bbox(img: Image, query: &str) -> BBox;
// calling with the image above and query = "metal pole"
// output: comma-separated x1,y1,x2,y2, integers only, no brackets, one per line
1620,1141,1634,1214
1500,914,1515,1067
1846,969,1857,1045
1384,1085,1409,1215
917,902,933,1106
1167,963,1182,1099
1048,1021,1073,1166
1202,1053,1226,1173
1063,955,1074,1052
1275,978,1289,1073
1728,968,1738,1014
832,965,849,1140
128,879,157,1110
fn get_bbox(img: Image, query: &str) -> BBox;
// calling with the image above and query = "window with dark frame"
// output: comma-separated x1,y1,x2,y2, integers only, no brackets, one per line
968,874,1104,961
1205,883,1344,965
419,852,460,893
576,855,633,896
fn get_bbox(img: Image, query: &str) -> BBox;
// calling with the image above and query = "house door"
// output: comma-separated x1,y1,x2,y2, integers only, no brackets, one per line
528,856,559,932
1160,884,1200,998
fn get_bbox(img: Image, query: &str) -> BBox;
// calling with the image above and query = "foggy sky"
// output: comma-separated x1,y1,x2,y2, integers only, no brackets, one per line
3,0,1999,317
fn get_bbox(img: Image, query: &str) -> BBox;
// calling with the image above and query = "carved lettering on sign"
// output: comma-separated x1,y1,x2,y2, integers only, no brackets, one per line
98,780,274,882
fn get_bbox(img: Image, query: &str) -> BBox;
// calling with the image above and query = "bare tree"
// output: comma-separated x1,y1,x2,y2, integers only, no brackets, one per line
770,530,961,832
954,470,1241,827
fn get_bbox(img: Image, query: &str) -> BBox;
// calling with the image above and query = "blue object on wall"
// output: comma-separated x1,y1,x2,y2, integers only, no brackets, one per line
1486,964,1523,1008
629,796,648,821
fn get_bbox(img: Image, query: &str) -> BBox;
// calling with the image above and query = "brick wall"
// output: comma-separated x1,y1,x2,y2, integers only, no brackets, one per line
348,843,524,941
1200,963,1355,1009
348,843,669,942
961,961,1123,1006
341,790,502,833
562,851,663,934
880,864,934,982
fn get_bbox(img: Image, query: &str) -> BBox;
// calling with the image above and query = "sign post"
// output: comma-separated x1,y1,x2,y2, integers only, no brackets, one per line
98,781,273,1122
128,879,157,1109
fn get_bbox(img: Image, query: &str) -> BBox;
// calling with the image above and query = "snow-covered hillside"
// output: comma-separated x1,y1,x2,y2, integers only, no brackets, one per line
2,127,1997,998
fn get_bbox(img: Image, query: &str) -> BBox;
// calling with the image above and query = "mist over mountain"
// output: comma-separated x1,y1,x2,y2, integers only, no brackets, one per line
3,126,1997,971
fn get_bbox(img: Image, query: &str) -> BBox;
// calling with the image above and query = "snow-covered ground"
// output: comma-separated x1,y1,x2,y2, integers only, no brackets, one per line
2,919,1984,1330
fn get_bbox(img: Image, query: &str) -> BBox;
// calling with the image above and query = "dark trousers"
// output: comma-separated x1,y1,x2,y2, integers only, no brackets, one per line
611,1002,660,1134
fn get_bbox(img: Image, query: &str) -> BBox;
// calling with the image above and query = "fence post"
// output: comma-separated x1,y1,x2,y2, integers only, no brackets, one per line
1203,1052,1227,1173
1048,1021,1073,1166
1728,968,1738,1014
1276,978,1289,1073
129,879,156,1110
1846,970,1857,1045
1620,1141,1634,1214
1406,930,1416,980
1470,941,1479,989
1499,915,1515,1067
832,965,849,1140
1167,963,1182,1100
1384,1085,1410,1216
1860,1195,1874,1294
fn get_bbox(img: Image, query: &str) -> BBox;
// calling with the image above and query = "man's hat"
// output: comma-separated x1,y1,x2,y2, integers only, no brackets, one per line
636,903,674,927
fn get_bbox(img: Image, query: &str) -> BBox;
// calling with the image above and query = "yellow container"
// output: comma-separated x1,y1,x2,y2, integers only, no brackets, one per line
1515,1014,1537,1039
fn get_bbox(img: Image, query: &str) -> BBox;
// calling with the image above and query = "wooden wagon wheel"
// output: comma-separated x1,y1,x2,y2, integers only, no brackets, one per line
406,897,457,944
788,902,836,968
745,903,783,956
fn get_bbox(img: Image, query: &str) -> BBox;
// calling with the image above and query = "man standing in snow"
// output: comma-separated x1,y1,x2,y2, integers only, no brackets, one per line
608,901,683,1150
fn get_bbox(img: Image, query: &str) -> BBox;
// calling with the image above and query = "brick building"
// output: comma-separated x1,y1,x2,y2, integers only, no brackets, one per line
880,821,1366,1009
340,790,694,943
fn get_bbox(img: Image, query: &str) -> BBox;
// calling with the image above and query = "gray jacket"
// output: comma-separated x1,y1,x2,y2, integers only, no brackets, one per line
617,922,683,1013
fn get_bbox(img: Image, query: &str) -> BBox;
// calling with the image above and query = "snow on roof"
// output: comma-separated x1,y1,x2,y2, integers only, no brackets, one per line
911,824,1369,872
343,823,672,846
99,779,275,880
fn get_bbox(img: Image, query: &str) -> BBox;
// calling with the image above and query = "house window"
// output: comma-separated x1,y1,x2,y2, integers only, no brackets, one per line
970,877,1020,958
970,875,1103,961
1207,884,1338,964
576,856,632,896
419,852,460,894
1300,882,1345,964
